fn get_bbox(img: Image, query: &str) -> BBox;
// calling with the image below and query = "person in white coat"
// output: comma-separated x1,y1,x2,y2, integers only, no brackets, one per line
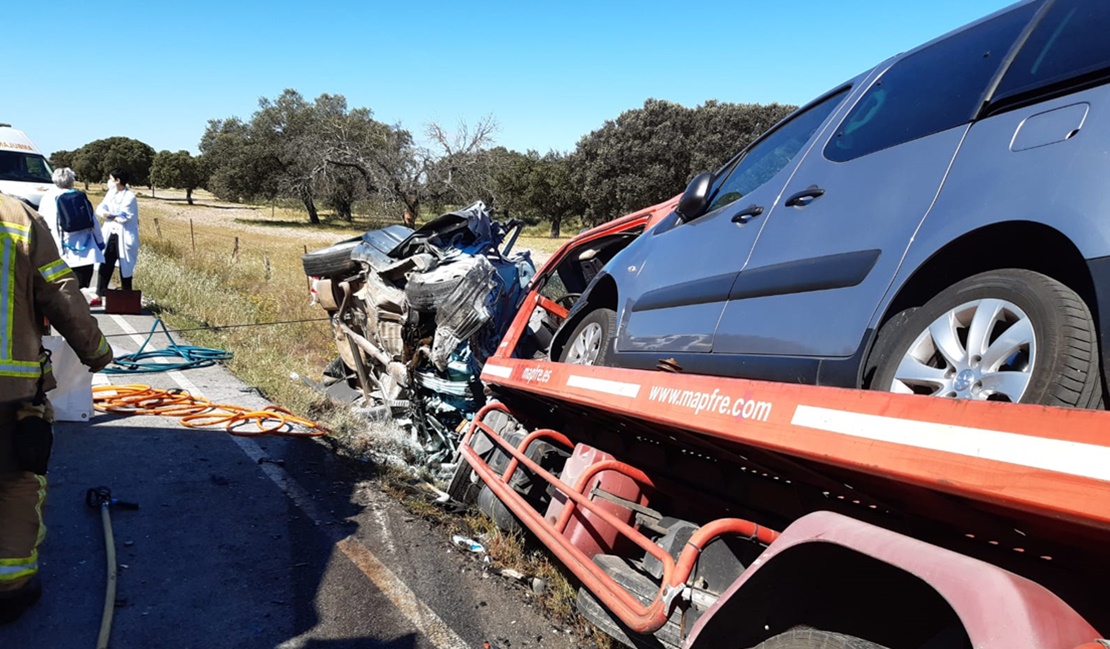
95,167,139,299
37,167,105,293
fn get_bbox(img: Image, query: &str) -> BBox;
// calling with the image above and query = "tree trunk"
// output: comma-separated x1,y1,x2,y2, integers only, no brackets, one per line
550,214,562,238
186,187,194,205
402,194,420,228
303,194,320,225
337,202,353,222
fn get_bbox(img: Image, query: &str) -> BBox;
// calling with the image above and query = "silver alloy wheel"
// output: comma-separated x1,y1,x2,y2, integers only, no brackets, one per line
890,298,1036,402
565,322,604,365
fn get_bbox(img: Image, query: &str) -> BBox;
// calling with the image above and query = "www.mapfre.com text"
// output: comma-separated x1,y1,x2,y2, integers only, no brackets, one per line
647,385,773,421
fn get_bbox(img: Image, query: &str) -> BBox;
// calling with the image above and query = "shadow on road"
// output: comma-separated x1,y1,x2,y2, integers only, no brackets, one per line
296,635,421,649
0,403,429,648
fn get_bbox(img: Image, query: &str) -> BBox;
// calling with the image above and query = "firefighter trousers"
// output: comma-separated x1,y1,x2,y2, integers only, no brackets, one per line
0,405,48,593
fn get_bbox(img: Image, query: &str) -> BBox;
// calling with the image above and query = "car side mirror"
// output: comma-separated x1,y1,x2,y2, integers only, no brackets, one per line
676,172,713,222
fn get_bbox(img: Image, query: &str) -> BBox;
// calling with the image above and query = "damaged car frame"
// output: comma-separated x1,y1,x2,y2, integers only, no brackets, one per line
303,197,677,475
303,202,534,474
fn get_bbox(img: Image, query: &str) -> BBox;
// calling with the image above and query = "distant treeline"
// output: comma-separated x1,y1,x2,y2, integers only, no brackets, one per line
50,90,795,236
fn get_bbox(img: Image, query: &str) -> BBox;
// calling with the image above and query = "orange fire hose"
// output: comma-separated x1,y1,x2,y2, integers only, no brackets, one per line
92,385,327,437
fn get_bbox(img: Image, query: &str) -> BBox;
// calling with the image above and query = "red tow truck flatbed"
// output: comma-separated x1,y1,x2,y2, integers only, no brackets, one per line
446,210,1110,649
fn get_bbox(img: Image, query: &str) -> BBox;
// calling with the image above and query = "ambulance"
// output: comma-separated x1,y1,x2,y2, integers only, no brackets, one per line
0,124,54,208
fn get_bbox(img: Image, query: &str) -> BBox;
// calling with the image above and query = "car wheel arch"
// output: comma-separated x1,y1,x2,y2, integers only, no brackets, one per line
862,220,1096,388
550,274,619,363
686,541,970,649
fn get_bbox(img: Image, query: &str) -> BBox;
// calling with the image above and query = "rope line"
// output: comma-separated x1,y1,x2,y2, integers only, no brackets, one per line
99,317,331,340
93,384,328,437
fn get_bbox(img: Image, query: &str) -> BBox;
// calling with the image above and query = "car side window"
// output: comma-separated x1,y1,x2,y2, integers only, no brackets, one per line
994,0,1110,104
706,89,848,214
825,2,1038,162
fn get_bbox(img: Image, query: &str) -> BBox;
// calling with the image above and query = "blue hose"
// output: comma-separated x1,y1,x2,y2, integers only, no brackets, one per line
102,319,233,374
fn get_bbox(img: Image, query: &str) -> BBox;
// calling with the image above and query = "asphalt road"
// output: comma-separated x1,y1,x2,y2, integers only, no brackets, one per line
1,309,586,649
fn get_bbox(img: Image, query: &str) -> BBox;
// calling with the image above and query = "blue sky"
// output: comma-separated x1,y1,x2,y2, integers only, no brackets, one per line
6,0,1017,158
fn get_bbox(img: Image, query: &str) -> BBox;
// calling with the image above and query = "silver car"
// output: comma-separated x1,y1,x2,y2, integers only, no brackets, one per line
554,0,1109,409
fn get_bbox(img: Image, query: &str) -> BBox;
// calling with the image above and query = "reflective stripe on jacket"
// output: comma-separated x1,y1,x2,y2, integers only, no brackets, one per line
0,196,110,404
0,550,38,583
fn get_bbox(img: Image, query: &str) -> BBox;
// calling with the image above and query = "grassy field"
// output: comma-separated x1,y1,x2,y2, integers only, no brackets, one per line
135,200,338,415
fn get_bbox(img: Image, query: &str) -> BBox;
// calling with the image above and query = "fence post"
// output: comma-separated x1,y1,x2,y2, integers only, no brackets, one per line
190,219,195,252
154,217,162,239
264,255,271,281
232,237,240,264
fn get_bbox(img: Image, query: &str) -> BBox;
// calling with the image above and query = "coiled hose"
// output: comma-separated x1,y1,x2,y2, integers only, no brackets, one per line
93,385,327,437
102,319,233,374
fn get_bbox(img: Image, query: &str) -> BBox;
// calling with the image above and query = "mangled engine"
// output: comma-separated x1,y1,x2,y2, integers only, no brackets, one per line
303,203,533,473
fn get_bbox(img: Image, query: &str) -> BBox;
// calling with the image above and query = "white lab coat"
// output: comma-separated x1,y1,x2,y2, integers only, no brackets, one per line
37,187,106,268
96,186,140,277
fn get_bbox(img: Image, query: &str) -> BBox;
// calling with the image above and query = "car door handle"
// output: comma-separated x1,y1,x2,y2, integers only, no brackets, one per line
784,185,826,208
731,204,765,223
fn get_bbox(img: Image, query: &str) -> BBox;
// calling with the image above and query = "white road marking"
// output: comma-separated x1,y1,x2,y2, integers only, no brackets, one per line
791,405,1110,483
337,538,468,649
108,314,150,348
370,504,397,556
566,374,641,398
482,363,512,378
101,313,468,649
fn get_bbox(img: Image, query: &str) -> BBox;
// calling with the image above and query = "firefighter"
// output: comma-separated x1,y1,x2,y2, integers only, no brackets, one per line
0,194,113,624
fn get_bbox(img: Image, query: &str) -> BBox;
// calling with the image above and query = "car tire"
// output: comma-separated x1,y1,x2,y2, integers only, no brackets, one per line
748,629,889,649
869,269,1102,408
558,308,616,366
302,240,360,278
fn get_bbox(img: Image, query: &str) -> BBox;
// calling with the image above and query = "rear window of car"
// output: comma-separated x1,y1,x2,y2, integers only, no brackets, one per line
825,2,1038,162
994,0,1110,104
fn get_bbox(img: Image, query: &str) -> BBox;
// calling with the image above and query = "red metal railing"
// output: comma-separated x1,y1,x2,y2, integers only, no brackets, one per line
461,402,779,634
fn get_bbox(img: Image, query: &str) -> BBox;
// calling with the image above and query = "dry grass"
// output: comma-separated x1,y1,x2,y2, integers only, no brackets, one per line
138,210,334,399
517,230,573,258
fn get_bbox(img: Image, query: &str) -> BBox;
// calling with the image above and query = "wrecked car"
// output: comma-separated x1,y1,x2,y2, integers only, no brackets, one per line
303,196,679,476
302,202,534,474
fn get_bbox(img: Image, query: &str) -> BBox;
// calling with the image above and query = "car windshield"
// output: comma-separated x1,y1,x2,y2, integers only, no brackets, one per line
0,151,52,183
